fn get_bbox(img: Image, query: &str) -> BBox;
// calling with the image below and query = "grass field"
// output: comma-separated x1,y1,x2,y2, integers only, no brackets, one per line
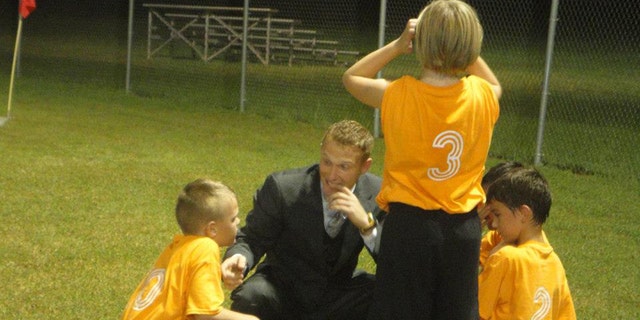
1,14,639,320
1,73,639,319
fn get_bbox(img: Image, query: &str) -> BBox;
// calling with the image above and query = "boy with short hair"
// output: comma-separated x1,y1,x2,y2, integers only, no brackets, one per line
478,161,524,269
479,168,576,320
121,179,259,320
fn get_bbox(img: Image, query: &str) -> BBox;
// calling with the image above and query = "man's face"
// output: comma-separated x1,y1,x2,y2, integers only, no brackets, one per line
319,137,371,199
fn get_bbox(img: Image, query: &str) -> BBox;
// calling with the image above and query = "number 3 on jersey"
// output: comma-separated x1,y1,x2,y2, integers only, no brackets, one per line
427,130,463,181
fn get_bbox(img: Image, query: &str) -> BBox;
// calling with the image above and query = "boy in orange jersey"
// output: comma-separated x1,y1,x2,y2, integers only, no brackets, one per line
343,0,501,318
479,168,576,320
121,179,259,320
478,161,524,270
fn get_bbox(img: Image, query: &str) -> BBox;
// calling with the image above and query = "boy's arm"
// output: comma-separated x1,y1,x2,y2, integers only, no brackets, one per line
342,19,417,108
191,308,259,320
466,57,502,99
557,275,577,319
478,249,511,320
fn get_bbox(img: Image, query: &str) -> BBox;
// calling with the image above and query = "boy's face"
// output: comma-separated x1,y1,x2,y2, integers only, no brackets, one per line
213,196,240,247
487,200,524,245
319,137,371,199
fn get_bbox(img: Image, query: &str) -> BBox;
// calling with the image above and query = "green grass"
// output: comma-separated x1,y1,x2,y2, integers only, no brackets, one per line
1,73,639,319
0,14,638,320
0,81,325,318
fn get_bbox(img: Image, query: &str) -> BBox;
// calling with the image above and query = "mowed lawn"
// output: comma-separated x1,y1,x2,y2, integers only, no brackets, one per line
0,14,638,320
0,74,638,319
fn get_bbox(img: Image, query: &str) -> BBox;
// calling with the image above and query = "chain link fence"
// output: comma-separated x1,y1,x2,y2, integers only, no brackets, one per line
211,0,636,183
3,0,634,184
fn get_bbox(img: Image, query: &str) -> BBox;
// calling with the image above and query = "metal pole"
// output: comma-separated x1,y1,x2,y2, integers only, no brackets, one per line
126,0,134,93
16,16,22,77
6,17,24,121
534,0,560,166
374,0,387,138
240,0,249,112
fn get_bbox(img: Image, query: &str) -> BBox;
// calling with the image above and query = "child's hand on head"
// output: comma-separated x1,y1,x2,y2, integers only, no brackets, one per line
396,18,417,54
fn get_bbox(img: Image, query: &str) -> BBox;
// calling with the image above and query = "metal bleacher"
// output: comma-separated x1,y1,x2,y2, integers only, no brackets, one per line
143,3,361,66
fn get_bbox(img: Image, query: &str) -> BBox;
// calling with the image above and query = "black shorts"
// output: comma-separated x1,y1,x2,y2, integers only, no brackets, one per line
368,202,481,320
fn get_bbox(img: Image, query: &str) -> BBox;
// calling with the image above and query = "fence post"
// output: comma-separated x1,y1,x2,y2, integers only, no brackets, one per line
374,0,387,138
534,0,560,166
126,0,134,94
240,0,250,112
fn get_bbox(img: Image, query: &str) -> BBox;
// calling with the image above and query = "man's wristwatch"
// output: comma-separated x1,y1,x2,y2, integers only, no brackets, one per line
360,212,377,234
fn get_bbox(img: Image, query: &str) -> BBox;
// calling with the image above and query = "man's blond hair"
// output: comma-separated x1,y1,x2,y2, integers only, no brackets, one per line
321,120,374,163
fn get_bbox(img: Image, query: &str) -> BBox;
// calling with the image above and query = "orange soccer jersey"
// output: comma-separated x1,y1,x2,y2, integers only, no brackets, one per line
378,75,499,214
479,230,503,270
478,240,576,320
121,235,225,320
479,230,550,271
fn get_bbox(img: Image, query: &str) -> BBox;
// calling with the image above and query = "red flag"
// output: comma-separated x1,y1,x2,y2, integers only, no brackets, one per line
19,0,36,19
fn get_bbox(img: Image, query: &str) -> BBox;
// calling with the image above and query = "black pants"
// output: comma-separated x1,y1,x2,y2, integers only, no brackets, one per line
368,203,481,320
231,269,375,320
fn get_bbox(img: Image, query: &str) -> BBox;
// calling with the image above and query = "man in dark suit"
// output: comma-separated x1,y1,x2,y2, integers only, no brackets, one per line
221,120,384,320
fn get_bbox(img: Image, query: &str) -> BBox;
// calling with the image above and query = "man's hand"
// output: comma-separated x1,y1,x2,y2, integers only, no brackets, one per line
221,254,247,290
328,186,370,230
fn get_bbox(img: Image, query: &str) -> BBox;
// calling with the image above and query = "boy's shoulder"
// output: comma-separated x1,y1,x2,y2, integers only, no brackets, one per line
490,240,555,266
172,235,220,257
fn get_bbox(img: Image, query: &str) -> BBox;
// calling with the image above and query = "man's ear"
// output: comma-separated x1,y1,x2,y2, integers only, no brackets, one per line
205,221,217,238
360,157,373,174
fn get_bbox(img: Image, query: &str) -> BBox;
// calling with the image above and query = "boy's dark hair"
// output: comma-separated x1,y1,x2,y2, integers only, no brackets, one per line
482,161,524,188
486,167,551,225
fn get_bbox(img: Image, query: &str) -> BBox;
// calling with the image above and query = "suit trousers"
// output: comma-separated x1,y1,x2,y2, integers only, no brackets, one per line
231,268,375,320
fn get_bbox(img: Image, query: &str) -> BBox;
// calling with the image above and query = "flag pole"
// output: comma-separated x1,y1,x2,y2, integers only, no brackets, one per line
4,16,24,124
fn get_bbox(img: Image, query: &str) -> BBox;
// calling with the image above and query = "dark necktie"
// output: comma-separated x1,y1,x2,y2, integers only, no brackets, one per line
325,210,344,238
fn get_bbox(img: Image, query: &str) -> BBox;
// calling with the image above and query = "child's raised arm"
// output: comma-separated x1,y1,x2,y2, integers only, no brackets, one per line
466,57,502,99
342,19,417,108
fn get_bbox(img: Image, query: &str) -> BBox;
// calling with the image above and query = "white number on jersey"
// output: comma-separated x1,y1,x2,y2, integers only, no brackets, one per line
133,268,165,311
427,130,463,181
531,286,551,320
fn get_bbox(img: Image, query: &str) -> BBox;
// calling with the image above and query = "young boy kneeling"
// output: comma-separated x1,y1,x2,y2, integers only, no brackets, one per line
122,179,259,320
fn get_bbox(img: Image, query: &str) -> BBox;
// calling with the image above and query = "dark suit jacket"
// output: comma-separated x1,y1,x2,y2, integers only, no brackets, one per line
224,164,383,311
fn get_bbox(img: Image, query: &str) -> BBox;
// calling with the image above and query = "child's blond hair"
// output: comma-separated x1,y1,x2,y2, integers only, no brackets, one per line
415,0,484,75
175,179,236,234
